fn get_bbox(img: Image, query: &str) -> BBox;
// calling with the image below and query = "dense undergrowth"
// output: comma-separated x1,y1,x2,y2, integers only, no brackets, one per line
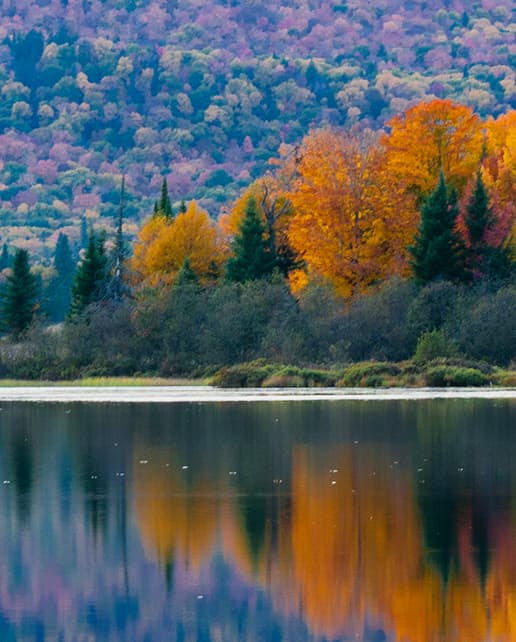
1,277,515,386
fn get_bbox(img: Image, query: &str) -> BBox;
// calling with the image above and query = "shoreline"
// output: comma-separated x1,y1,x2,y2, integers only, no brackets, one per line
0,385,515,403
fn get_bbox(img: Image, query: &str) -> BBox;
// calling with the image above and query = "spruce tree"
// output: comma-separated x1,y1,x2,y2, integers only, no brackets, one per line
46,232,75,321
69,230,108,316
179,199,187,214
410,173,467,284
465,171,513,280
2,248,38,336
158,177,173,218
174,257,199,288
225,197,275,282
0,243,10,270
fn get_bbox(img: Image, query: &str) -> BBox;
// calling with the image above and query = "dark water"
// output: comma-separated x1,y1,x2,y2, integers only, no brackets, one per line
0,399,515,641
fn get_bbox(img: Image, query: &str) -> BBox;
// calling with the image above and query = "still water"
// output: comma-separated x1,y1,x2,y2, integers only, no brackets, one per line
0,399,515,641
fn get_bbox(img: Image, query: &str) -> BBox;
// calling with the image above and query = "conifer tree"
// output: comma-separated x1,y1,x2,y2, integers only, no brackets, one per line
465,171,513,280
0,243,10,270
174,257,199,288
157,177,173,218
410,173,467,284
179,199,187,214
110,175,129,301
69,230,108,316
55,233,74,277
2,248,38,336
225,197,275,282
46,232,75,321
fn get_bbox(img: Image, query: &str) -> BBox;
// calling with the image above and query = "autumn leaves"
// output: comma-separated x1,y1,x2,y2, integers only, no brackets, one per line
132,99,515,296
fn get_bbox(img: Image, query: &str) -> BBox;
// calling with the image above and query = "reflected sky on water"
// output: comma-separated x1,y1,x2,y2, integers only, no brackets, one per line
0,399,515,641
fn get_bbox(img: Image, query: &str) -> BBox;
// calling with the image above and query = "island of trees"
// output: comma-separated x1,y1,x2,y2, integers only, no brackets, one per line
0,99,515,385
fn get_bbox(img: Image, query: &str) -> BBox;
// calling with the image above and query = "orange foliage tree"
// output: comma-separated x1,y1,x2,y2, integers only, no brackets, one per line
382,99,484,199
287,129,418,297
482,110,516,246
131,201,223,286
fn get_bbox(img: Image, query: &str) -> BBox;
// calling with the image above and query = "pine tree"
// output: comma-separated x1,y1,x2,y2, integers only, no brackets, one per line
179,199,187,214
465,171,513,280
69,230,108,316
225,197,275,282
410,173,468,284
2,248,38,336
0,243,10,270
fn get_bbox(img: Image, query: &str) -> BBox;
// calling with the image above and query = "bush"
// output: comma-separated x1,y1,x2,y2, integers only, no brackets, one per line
338,362,401,387
424,366,489,387
211,361,276,387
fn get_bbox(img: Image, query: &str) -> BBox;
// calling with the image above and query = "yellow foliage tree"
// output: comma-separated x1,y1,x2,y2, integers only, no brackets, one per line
382,98,484,198
131,201,223,285
287,129,418,297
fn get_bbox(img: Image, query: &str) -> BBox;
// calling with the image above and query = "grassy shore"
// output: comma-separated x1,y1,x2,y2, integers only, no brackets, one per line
1,359,515,388
0,377,205,387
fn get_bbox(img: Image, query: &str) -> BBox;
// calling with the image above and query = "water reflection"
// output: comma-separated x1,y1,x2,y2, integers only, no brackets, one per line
0,400,515,640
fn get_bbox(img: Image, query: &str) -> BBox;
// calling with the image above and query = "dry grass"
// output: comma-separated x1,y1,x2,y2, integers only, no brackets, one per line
0,377,205,387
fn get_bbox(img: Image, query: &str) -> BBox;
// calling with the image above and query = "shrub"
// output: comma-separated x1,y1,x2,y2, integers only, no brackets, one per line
338,362,400,387
424,366,489,387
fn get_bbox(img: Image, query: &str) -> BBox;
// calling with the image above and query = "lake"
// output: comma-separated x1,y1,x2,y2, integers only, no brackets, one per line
0,398,515,641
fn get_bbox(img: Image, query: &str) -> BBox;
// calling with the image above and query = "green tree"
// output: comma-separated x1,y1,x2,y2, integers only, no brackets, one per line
2,248,38,337
69,230,108,316
46,232,75,321
155,177,173,218
0,243,10,270
225,197,275,282
464,171,513,280
174,257,200,288
410,173,467,284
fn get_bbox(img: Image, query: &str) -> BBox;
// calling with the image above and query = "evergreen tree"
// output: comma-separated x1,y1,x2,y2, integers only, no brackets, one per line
157,177,173,218
69,230,108,316
111,175,128,301
410,173,467,284
0,243,10,270
174,257,200,288
55,233,75,276
179,199,187,214
2,248,38,336
225,197,275,282
465,171,513,280
80,217,88,249
46,233,75,322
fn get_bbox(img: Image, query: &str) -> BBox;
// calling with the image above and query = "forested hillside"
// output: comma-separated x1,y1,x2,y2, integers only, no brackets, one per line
0,0,514,259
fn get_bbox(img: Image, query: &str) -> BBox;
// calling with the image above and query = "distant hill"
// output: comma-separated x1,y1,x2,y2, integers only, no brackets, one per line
0,0,514,259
